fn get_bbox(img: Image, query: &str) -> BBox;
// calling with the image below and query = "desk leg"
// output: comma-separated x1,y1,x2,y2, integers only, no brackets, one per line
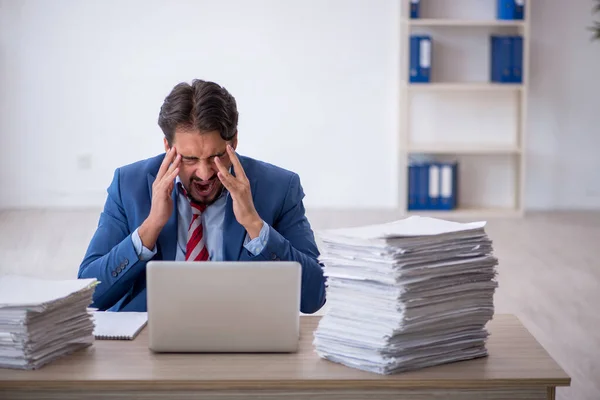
547,387,556,400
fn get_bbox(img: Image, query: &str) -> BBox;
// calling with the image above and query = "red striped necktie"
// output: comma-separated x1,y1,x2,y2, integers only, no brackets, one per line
178,183,209,262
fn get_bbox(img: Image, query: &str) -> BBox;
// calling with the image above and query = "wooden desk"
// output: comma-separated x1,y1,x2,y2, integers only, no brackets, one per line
0,314,570,400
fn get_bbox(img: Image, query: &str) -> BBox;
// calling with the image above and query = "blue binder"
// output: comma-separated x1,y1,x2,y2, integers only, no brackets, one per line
514,0,525,20
438,162,458,210
408,163,418,210
511,35,523,83
408,160,458,211
410,0,420,19
418,36,432,82
490,35,513,83
427,164,440,209
408,162,429,210
409,35,432,83
417,163,429,209
497,0,525,20
409,35,420,83
497,0,516,20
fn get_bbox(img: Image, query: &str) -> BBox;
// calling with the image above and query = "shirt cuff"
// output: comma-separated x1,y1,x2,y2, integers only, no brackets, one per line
244,221,270,256
131,227,158,261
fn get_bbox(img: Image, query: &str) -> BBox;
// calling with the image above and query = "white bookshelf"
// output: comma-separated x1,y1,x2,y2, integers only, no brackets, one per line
407,82,523,92
408,144,522,155
399,0,531,218
408,19,525,27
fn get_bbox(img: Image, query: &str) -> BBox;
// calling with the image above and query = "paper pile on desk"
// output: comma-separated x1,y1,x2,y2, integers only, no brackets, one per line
0,275,98,370
313,216,498,374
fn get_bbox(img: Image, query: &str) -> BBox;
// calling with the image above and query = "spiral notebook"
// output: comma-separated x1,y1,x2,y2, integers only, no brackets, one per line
93,311,148,340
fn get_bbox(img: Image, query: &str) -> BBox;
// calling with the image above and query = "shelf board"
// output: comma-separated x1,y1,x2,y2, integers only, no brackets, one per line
407,83,523,92
406,207,522,219
407,144,522,155
406,19,525,28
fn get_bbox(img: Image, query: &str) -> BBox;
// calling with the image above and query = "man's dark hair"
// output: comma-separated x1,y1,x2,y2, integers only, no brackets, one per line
158,79,238,145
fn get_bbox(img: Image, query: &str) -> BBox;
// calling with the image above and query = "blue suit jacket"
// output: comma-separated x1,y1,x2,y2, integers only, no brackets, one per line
78,153,326,314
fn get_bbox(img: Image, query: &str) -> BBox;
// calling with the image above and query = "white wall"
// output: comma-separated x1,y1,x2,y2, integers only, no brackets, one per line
0,0,401,209
0,0,599,210
527,0,600,209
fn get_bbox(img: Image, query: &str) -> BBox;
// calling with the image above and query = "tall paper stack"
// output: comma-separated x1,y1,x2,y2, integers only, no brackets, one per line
313,216,498,374
0,275,98,370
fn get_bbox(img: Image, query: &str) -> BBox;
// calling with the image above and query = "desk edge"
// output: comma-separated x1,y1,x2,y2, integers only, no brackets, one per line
0,377,572,391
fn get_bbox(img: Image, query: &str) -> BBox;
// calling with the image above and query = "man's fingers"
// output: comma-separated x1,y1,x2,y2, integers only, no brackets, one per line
163,153,181,182
156,158,180,188
166,168,179,194
214,155,233,179
217,171,236,192
160,167,180,194
167,166,179,181
156,146,177,180
156,147,175,180
227,145,247,180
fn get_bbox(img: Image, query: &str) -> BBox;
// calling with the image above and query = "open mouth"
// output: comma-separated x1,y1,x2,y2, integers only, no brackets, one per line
191,179,217,197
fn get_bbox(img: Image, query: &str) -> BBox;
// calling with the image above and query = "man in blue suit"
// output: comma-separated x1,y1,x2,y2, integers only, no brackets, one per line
78,79,326,314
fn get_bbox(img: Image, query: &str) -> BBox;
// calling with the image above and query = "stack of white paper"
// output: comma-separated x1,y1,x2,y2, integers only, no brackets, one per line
0,275,98,370
313,216,498,375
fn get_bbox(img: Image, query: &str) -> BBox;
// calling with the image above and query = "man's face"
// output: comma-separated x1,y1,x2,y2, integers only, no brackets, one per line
165,129,236,206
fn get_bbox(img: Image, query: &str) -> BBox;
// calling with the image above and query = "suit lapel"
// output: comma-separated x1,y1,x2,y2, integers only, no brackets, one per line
223,155,257,261
147,173,179,261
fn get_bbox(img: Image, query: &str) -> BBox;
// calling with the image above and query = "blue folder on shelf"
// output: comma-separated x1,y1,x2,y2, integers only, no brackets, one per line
408,161,458,211
408,162,418,210
408,162,429,210
490,35,523,84
438,162,458,210
410,0,420,19
409,35,432,83
490,35,513,83
515,0,525,20
497,0,525,20
511,35,523,83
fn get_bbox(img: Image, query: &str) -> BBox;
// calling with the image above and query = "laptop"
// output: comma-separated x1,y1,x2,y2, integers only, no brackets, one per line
146,261,301,353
